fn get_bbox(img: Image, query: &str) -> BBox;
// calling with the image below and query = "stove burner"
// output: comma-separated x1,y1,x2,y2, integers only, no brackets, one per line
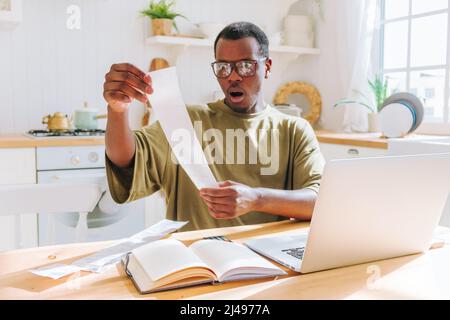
28,129,106,137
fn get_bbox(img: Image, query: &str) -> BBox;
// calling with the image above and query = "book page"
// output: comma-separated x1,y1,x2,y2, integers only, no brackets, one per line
132,239,212,281
190,240,286,282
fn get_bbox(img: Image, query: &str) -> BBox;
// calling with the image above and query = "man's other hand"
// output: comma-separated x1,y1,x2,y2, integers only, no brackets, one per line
103,63,153,113
199,181,262,219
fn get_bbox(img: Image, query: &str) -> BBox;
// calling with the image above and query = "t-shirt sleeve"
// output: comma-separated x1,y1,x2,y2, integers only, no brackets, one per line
105,121,170,204
293,121,325,194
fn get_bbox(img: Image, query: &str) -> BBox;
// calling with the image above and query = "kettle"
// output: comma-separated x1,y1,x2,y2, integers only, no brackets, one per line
42,112,72,132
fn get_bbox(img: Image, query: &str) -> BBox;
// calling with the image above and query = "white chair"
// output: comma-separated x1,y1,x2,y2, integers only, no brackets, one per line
0,183,102,248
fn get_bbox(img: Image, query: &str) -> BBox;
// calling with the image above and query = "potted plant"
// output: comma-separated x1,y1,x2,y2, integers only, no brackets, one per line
334,75,390,133
140,0,186,36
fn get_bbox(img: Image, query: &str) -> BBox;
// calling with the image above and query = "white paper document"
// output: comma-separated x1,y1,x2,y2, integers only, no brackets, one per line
29,264,85,280
30,219,188,279
147,67,218,190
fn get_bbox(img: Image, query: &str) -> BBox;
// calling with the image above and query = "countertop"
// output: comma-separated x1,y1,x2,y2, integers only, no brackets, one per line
0,134,105,148
315,131,450,149
0,131,444,149
314,130,389,149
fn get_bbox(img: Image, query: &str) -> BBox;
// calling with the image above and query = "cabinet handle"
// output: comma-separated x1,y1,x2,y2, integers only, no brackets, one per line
347,148,360,156
70,155,81,165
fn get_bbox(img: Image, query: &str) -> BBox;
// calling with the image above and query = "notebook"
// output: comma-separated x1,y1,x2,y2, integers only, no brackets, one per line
123,238,287,294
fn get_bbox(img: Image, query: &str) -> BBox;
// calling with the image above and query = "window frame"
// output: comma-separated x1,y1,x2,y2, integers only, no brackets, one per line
379,0,450,134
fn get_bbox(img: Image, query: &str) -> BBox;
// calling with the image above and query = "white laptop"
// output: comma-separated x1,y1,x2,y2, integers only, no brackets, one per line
244,153,450,273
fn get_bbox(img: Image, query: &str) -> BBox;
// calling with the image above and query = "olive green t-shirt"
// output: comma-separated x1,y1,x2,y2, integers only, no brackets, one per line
106,100,325,231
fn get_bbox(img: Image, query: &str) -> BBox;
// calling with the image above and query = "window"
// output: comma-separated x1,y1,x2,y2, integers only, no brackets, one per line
380,0,450,131
425,88,436,99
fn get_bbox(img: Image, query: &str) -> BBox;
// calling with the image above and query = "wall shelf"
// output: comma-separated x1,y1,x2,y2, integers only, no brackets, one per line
145,36,320,57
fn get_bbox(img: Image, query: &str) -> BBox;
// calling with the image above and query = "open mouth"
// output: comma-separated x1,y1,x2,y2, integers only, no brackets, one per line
230,92,244,98
228,89,245,103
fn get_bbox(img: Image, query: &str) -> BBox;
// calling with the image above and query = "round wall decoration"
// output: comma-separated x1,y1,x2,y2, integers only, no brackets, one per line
273,81,322,125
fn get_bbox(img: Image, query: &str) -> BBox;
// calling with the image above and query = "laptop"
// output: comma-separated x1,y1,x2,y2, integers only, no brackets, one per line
244,153,450,273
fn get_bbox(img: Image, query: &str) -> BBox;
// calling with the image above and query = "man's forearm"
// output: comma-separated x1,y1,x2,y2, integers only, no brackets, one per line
254,188,318,220
105,105,136,168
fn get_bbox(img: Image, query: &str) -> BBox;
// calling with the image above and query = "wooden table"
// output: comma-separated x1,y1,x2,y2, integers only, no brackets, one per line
1,220,450,300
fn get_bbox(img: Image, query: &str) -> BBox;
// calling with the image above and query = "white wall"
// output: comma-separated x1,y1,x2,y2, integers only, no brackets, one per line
0,0,150,133
150,0,347,131
266,0,346,131
0,0,346,134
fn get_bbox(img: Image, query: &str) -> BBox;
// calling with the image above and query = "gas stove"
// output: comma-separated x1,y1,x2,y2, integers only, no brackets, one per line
27,129,106,138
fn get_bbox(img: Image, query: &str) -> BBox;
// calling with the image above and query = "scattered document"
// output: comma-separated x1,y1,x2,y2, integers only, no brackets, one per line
30,219,188,279
147,67,218,189
29,264,85,280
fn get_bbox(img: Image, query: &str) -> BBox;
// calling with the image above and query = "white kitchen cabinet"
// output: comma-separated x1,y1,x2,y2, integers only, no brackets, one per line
319,143,388,161
0,148,37,251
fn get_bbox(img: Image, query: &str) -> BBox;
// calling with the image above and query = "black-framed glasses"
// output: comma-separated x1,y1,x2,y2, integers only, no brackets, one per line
211,58,267,78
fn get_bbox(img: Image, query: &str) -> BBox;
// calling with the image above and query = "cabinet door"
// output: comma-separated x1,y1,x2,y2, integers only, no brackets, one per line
0,148,37,251
319,143,388,161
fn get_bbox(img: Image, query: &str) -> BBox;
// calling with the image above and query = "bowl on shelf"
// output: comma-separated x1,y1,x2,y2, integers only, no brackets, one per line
196,22,226,39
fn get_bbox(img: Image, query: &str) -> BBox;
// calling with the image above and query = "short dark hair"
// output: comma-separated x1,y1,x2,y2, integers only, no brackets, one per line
214,22,269,58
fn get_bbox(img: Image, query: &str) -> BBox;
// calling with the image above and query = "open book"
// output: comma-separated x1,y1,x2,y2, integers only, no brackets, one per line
123,238,287,294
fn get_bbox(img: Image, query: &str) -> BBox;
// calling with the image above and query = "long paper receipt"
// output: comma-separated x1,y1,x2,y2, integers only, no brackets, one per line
148,67,218,189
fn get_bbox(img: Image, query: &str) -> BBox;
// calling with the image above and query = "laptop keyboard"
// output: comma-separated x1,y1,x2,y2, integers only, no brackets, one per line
282,247,305,260
203,235,232,242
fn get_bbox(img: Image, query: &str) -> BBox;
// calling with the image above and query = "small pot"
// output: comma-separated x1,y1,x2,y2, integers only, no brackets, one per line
368,112,381,133
73,108,107,130
195,22,226,39
152,18,173,36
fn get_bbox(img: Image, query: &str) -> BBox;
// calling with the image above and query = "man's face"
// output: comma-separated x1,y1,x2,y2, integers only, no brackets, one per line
214,37,271,113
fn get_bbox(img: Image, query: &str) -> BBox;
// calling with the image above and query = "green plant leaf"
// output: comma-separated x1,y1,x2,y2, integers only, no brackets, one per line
334,99,376,113
140,0,187,22
335,74,390,114
352,89,371,103
368,74,390,112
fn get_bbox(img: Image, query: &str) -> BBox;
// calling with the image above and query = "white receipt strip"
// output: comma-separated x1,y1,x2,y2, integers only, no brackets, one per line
147,67,218,190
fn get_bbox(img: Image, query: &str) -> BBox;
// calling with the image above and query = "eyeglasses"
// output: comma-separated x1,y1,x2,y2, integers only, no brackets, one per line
211,58,267,78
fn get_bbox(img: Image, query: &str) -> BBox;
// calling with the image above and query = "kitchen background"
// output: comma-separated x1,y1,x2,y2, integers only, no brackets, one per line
0,0,375,252
0,0,349,133
3,0,450,252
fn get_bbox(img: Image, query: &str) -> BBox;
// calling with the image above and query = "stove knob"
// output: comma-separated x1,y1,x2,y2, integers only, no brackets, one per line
71,155,81,166
88,152,99,163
